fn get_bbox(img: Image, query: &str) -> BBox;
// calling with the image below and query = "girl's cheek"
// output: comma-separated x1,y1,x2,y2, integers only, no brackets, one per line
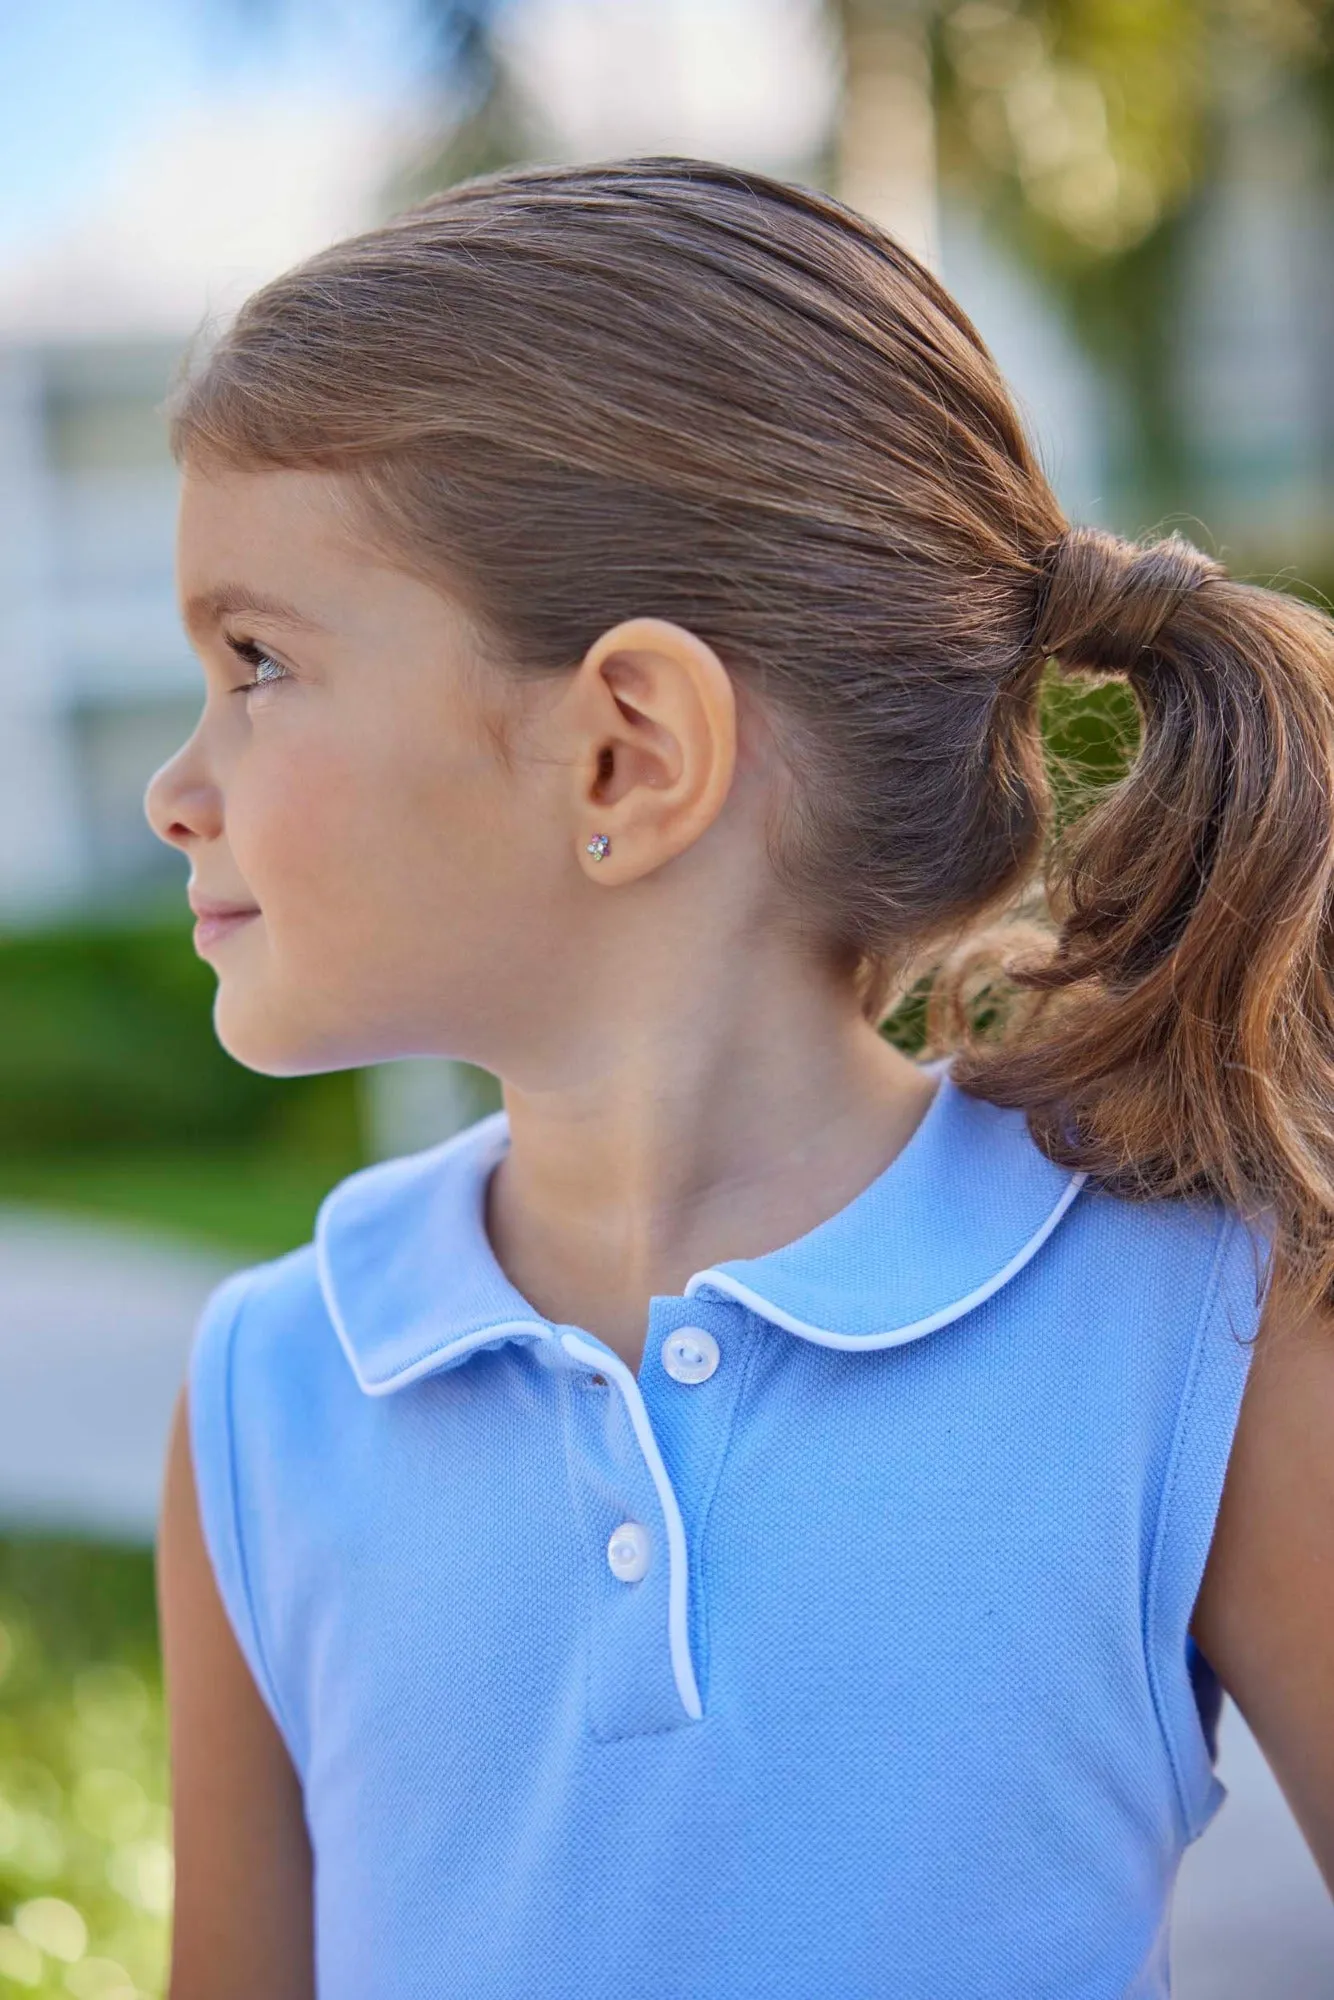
237,747,367,888
223,764,309,883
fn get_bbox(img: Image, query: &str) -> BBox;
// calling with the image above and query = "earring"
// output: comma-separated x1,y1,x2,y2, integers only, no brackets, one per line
586,833,611,862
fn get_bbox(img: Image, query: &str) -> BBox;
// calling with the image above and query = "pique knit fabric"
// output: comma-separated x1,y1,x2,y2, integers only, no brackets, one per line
186,1058,1274,1999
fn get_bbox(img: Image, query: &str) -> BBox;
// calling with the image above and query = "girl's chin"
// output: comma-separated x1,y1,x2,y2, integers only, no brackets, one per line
212,989,370,1080
213,996,311,1078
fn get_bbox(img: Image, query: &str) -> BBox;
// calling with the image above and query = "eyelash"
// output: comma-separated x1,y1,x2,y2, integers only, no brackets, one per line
226,635,291,695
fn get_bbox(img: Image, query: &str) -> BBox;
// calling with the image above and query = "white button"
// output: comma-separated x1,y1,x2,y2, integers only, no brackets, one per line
661,1326,720,1384
606,1521,651,1583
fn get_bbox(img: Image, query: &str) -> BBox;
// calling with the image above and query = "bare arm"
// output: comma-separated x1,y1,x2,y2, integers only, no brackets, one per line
156,1381,316,1998
1191,1281,1334,1892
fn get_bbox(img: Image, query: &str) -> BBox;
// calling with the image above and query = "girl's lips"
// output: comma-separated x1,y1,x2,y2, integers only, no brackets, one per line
192,909,260,954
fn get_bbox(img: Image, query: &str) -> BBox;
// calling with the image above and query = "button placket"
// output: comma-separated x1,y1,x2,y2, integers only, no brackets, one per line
560,1330,703,1735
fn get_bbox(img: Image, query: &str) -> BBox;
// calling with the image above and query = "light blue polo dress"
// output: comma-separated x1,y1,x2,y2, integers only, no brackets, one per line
187,1059,1273,1998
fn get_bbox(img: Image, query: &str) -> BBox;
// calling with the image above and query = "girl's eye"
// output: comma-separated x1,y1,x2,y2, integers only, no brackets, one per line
226,635,291,697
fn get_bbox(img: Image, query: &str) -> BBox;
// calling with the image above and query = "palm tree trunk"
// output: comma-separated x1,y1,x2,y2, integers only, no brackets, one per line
833,0,939,270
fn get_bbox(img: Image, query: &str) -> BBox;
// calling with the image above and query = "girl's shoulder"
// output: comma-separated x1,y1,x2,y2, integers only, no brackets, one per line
188,1239,332,1421
191,1106,513,1396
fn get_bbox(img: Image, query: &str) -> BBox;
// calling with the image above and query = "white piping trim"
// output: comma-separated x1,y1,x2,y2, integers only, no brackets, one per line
683,1171,1088,1350
315,1206,555,1395
560,1331,703,1723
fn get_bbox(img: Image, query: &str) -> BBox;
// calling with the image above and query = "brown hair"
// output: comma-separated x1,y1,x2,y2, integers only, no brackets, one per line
166,155,1334,1317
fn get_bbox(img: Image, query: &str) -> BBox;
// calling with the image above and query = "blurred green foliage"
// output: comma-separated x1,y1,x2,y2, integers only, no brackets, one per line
1038,657,1141,832
878,665,1141,1054
927,0,1334,512
0,914,368,1257
0,915,361,1159
0,1538,165,1999
0,1150,357,1266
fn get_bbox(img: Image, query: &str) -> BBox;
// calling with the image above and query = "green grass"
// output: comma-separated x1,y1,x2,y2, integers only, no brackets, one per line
0,1537,166,1999
0,1137,365,1997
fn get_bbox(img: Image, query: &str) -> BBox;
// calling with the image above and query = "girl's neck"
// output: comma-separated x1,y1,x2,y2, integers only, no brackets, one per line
483,1017,940,1373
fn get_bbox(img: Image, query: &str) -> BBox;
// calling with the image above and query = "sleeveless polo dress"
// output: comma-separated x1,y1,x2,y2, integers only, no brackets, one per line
187,1060,1273,1998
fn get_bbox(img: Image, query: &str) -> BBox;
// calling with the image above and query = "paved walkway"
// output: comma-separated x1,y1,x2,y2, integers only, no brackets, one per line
0,1206,234,1536
0,1204,1329,1984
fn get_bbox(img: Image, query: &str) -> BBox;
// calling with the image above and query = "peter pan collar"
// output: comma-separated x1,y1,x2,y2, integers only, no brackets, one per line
315,1063,1086,1397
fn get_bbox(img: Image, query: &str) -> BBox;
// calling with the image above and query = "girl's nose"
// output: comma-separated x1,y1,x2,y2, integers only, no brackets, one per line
143,741,222,853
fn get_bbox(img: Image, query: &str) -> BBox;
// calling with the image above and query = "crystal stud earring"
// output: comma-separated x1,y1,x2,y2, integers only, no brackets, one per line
586,833,611,862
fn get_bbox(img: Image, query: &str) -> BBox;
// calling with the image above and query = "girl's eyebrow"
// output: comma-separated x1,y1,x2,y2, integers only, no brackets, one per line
183,583,330,636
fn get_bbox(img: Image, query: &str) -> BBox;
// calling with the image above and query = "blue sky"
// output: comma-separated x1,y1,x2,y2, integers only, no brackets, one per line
0,0,441,257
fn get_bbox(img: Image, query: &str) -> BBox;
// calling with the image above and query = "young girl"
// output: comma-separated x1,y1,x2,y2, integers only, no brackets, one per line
146,156,1334,1999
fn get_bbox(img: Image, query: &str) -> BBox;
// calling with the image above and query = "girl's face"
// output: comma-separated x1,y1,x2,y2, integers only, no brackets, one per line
147,463,600,1077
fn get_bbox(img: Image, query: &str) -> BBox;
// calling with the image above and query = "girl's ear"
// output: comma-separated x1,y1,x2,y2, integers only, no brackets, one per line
568,618,739,882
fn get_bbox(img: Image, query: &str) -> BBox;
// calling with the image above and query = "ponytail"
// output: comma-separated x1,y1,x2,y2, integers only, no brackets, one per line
937,528,1334,1317
163,157,1331,1312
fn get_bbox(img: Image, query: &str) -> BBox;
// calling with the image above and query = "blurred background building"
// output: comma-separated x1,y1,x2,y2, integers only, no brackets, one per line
0,3,1331,1994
